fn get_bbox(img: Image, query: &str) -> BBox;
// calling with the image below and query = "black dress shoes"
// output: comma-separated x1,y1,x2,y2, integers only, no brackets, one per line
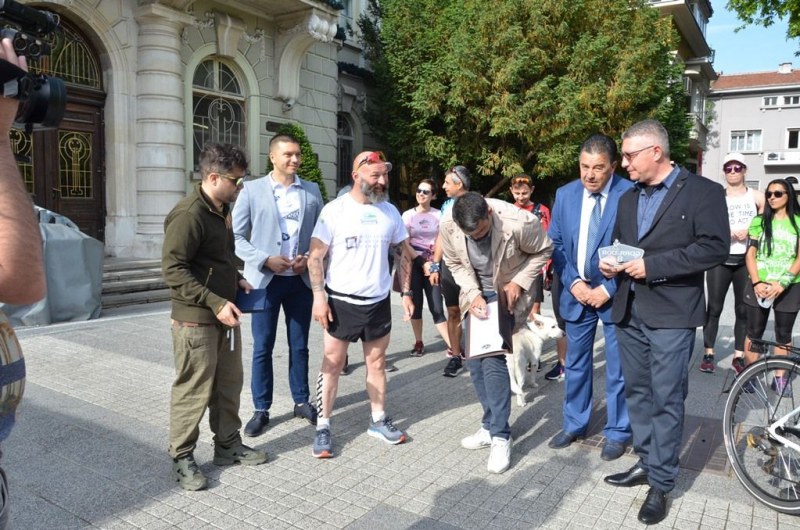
244,411,270,437
604,464,649,487
293,402,318,425
638,487,668,525
548,431,580,449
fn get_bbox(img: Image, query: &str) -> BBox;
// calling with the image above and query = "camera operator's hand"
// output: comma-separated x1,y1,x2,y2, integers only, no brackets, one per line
0,37,25,132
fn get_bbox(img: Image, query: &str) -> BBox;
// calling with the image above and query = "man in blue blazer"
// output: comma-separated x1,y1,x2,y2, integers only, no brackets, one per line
600,120,728,525
547,134,633,461
232,134,324,436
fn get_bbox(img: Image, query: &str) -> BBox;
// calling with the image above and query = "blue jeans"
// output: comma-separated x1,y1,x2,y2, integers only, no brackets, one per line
468,355,512,440
250,275,312,410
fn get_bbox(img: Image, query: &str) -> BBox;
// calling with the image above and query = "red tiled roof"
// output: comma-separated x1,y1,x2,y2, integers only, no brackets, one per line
712,69,800,91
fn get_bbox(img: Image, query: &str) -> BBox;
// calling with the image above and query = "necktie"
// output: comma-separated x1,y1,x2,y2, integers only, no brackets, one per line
583,193,602,277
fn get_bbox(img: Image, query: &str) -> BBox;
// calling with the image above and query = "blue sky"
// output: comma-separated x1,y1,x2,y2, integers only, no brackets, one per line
707,3,797,74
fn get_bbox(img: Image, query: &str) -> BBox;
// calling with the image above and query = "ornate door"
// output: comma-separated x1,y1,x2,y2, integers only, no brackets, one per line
12,18,106,240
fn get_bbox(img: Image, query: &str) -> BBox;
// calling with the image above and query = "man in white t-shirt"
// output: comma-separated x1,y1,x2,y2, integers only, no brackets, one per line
307,151,415,458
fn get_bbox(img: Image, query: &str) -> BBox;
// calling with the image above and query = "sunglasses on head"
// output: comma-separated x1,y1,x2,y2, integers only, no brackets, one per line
766,190,787,199
723,164,744,174
356,151,387,169
416,188,432,196
512,177,532,187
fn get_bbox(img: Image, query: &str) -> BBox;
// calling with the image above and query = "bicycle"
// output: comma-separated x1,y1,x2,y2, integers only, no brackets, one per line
723,338,800,514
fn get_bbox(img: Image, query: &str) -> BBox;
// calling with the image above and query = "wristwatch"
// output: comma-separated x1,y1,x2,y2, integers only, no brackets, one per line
428,262,441,274
401,291,413,297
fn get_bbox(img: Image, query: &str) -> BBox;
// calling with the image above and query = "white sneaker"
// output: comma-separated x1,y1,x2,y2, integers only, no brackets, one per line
461,427,492,450
487,436,512,474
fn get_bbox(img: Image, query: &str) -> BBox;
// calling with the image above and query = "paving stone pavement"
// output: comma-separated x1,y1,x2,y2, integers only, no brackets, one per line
7,290,800,529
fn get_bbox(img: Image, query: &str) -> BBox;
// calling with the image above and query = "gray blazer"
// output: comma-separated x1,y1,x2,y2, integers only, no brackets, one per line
232,173,324,289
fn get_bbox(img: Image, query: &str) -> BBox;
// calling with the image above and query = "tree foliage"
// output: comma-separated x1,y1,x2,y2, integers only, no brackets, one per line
727,0,800,43
358,0,690,197
266,123,329,202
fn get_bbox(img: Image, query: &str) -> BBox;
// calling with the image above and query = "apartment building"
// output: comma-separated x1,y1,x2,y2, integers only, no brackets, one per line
650,0,717,175
706,63,800,190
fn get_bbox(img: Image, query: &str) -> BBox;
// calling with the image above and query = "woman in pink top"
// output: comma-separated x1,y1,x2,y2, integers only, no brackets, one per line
402,179,451,356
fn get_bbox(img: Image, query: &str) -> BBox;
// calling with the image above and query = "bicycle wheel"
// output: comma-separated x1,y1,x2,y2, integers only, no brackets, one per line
723,357,800,514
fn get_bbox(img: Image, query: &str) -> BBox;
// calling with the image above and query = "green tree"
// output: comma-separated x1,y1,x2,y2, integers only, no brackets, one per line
727,0,800,44
358,0,690,197
266,123,329,202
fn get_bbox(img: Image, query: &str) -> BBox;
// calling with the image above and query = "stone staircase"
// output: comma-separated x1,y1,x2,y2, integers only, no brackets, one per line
102,258,170,308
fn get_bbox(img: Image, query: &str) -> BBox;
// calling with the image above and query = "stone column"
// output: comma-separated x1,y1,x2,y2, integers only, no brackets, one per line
134,4,194,257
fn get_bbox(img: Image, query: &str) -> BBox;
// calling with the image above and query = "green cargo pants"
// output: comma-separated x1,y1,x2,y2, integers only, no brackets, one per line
168,322,243,459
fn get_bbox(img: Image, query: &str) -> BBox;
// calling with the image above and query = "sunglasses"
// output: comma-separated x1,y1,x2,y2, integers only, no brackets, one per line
766,190,787,199
723,164,744,174
220,174,244,187
356,151,387,169
512,177,532,187
622,145,655,162
416,188,432,196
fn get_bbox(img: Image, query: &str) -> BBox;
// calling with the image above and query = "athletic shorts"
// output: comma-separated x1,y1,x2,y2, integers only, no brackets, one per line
328,295,392,343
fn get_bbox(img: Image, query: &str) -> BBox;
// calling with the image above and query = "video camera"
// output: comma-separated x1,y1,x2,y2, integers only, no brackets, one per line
0,0,66,129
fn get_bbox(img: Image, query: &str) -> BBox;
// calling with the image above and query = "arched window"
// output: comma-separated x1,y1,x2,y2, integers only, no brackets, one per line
192,59,246,169
337,113,354,189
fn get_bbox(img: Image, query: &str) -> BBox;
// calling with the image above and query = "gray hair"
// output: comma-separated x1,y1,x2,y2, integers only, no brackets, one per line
622,119,670,158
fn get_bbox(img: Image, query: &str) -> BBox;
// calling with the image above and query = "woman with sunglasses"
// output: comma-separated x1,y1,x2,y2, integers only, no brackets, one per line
700,154,764,374
743,178,800,391
401,179,451,356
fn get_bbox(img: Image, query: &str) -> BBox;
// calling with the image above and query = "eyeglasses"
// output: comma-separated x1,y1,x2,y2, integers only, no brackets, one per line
622,145,655,162
416,188,432,196
356,151,387,169
766,190,787,199
220,174,244,187
723,164,744,174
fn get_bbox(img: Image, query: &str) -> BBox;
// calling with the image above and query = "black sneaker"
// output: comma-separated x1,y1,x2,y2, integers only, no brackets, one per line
443,356,463,377
244,411,270,437
294,402,318,425
341,355,349,376
544,363,565,381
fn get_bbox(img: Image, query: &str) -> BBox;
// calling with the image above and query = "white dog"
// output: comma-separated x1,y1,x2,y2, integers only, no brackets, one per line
508,314,564,406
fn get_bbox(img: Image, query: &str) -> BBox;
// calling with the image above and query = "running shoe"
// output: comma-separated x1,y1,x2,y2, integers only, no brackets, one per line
544,362,565,381
732,357,746,374
312,427,333,458
699,354,715,374
772,375,793,397
443,356,463,377
410,341,424,357
367,417,407,445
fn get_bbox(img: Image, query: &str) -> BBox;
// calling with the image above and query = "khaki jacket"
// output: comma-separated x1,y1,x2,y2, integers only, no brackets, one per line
440,198,552,329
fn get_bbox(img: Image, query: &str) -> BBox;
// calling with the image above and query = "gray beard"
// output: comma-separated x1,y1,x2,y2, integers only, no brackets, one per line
361,181,388,203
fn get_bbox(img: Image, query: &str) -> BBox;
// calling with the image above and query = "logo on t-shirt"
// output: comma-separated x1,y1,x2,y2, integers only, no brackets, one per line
361,212,378,225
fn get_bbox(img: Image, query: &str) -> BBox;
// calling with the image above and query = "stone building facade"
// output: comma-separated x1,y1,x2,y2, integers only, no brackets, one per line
13,0,373,258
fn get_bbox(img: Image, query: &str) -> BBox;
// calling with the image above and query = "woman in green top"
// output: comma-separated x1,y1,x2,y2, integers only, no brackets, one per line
744,179,800,391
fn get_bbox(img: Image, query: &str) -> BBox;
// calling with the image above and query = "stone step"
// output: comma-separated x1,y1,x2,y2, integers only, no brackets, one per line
103,258,161,273
102,276,167,295
101,289,171,309
103,266,163,283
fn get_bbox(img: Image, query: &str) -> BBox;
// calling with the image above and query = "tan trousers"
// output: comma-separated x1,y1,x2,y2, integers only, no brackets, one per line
168,323,243,459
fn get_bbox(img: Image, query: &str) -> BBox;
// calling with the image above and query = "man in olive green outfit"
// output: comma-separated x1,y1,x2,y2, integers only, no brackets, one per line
162,142,267,491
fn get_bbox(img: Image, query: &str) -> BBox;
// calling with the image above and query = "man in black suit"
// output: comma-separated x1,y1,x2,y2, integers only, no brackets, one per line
599,120,728,525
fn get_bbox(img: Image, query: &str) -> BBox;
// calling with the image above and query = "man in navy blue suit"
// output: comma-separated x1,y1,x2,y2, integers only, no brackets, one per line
600,120,728,525
547,134,633,461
